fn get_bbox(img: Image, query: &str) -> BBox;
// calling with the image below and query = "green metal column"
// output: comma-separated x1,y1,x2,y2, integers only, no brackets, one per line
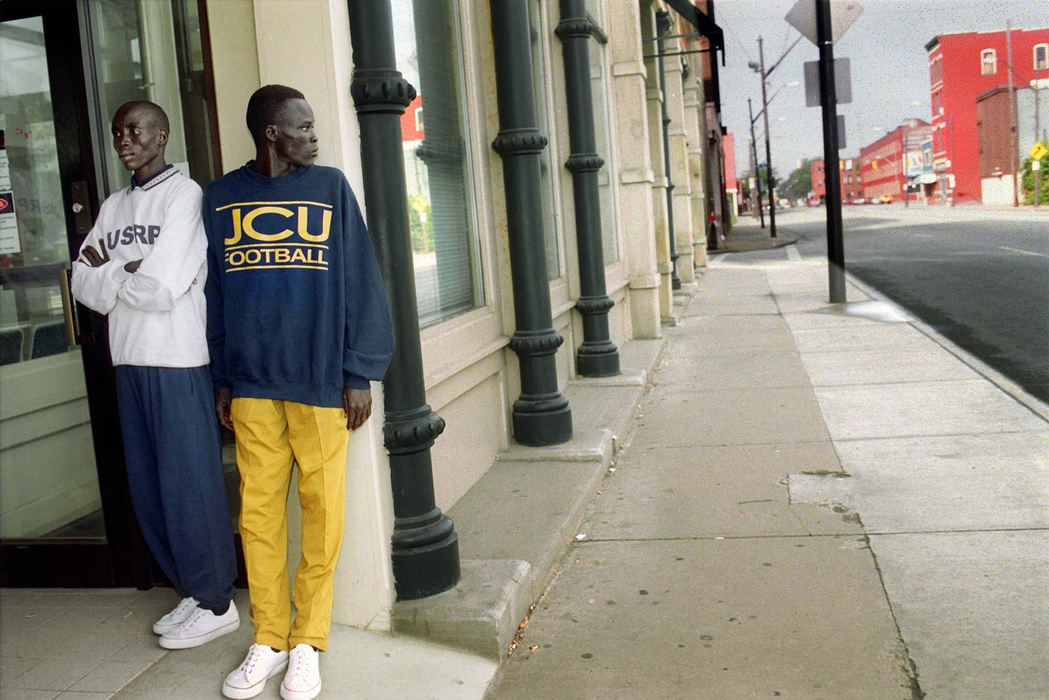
556,0,619,378
347,0,459,600
490,0,573,446
655,10,681,290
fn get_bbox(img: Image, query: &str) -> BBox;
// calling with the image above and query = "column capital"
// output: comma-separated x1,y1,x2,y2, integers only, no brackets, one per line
565,153,605,173
508,329,565,357
383,405,447,455
350,68,416,114
555,16,594,41
492,128,549,156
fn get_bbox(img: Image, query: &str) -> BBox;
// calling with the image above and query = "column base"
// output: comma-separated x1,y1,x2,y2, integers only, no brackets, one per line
576,344,620,377
392,529,461,601
512,399,572,446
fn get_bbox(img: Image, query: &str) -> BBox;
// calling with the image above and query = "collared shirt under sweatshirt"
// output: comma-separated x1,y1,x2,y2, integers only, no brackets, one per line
202,163,393,409
71,166,209,368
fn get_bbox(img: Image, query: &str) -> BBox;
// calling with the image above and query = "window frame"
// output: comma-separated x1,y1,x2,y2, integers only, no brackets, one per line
981,48,997,76
1035,43,1048,72
392,0,486,330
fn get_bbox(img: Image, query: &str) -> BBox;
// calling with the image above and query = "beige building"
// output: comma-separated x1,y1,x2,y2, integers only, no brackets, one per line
0,0,726,643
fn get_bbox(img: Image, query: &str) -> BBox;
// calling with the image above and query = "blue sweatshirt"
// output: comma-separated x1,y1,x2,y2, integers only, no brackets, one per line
202,163,393,408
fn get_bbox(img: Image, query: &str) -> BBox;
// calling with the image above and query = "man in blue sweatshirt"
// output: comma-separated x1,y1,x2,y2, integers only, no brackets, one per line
203,85,393,700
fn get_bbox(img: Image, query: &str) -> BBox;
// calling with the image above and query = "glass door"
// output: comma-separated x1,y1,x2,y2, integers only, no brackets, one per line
0,1,149,586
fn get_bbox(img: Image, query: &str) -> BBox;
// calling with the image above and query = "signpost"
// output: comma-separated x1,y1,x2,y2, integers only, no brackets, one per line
788,0,862,304
1033,142,1047,206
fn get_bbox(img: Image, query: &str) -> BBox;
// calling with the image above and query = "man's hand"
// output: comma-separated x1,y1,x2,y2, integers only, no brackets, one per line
124,259,142,273
343,387,372,431
215,387,234,431
81,245,107,267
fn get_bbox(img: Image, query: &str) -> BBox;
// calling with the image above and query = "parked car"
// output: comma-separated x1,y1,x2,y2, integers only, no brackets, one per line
878,194,893,204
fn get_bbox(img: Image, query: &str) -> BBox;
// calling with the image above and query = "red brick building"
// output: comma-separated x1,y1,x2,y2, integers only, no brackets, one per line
810,160,826,200
840,158,862,202
722,132,738,217
810,158,862,203
400,94,424,141
860,120,931,203
926,27,1049,203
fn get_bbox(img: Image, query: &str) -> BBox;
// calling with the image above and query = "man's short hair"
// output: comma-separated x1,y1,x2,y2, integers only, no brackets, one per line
246,85,306,144
116,101,170,132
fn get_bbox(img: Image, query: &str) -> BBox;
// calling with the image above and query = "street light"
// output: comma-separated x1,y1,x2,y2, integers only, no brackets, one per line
750,34,802,238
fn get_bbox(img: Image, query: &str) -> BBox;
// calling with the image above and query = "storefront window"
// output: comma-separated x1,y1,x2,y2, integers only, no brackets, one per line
85,0,217,195
393,0,483,328
1,15,102,539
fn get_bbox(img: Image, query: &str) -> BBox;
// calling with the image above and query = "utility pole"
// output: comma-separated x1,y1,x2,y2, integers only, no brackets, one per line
1034,67,1042,207
749,34,800,238
1007,22,1019,207
758,36,777,237
902,148,909,208
748,98,765,227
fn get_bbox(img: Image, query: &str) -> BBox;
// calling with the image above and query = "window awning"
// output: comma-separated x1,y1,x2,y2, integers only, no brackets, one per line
664,0,724,59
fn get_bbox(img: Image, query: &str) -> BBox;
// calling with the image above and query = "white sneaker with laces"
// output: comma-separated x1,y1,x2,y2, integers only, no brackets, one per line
222,644,289,699
158,601,240,649
280,644,321,700
153,596,198,635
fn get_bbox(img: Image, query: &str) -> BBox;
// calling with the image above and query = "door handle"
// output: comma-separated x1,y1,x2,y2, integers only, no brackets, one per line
70,181,92,235
59,268,79,347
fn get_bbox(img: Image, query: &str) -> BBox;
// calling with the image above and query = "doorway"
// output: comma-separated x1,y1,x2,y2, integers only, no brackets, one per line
0,0,234,588
0,0,151,586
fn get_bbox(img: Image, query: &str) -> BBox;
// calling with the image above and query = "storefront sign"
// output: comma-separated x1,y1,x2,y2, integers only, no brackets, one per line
0,148,22,255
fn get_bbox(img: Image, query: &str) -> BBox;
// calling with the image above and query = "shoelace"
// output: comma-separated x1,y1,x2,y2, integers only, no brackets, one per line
238,644,267,677
287,649,315,683
179,606,211,632
164,597,197,621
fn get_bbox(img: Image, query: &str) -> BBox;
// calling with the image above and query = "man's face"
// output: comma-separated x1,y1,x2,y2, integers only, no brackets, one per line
111,105,167,178
271,98,318,170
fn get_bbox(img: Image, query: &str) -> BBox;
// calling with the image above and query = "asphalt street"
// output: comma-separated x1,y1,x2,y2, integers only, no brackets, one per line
770,205,1049,404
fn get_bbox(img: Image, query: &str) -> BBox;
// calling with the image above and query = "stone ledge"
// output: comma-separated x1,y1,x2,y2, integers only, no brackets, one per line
391,559,532,660
496,428,614,463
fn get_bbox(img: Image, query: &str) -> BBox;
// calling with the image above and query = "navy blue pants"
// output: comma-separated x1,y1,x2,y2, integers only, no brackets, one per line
116,365,236,613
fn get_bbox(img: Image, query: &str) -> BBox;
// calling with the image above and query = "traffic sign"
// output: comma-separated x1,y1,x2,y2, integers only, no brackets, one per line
804,58,852,105
1031,142,1048,161
786,0,863,45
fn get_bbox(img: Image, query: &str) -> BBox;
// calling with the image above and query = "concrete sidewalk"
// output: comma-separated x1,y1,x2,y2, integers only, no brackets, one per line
489,235,1048,697
2,230,1047,698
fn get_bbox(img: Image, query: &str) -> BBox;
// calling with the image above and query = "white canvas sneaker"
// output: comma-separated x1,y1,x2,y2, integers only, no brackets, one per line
158,601,240,649
152,596,199,635
223,644,290,699
280,644,321,700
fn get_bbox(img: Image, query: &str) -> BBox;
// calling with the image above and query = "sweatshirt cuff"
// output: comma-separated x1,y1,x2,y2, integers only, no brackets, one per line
345,374,370,390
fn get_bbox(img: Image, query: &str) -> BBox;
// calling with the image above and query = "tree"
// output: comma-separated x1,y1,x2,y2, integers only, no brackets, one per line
746,165,778,202
1021,148,1049,206
778,159,814,202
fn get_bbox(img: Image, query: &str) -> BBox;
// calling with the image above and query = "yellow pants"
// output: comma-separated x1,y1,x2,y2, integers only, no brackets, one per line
231,398,349,651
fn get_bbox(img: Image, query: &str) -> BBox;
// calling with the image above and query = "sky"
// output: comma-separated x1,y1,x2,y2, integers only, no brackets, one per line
713,0,1049,179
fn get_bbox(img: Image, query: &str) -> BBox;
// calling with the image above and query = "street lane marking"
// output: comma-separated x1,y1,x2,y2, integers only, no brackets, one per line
999,246,1049,258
